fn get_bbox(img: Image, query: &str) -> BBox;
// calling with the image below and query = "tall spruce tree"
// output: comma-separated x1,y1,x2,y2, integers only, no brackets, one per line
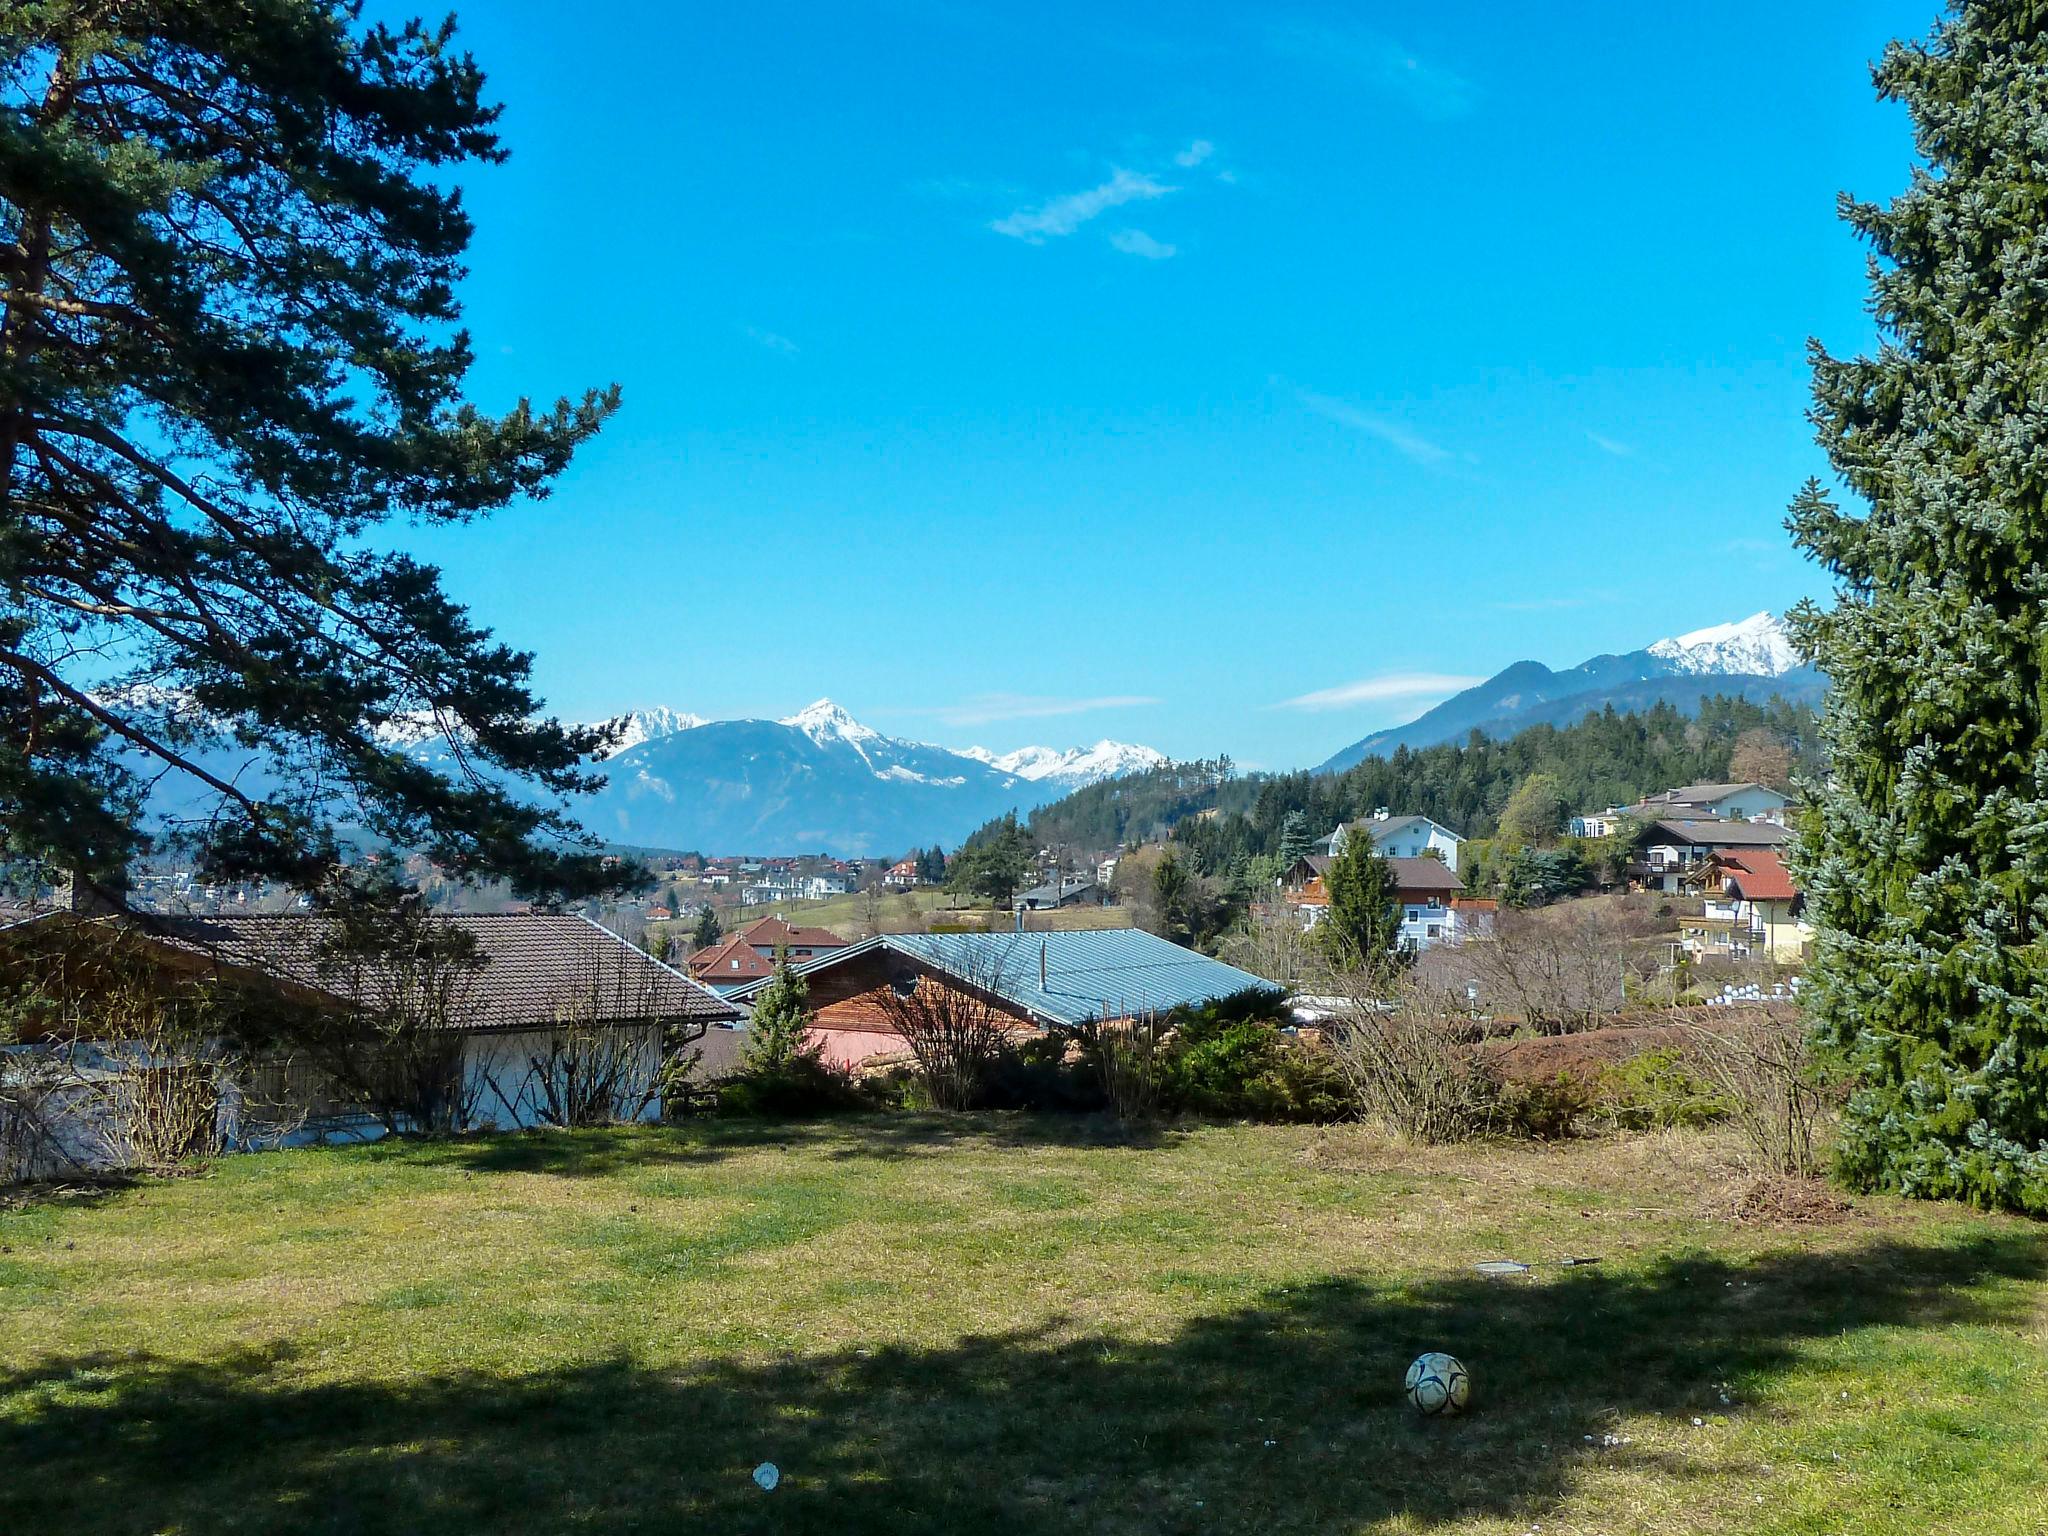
1,5,622,898
1318,832,1405,975
1791,4,2048,1211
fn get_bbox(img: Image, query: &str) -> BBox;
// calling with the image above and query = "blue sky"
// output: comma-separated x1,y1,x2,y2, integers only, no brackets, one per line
386,1,1932,769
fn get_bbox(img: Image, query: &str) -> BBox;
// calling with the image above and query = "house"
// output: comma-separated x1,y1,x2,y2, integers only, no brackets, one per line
1632,817,1794,893
1,905,740,1176
800,874,850,901
1570,806,1630,839
726,929,1275,1069
1013,878,1102,911
1682,849,1809,960
1322,810,1464,873
884,860,923,890
1631,782,1792,824
686,934,779,992
1278,855,1487,951
737,916,849,960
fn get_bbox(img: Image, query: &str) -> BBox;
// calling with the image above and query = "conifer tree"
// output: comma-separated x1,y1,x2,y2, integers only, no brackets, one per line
1319,833,1406,976
1791,4,2048,1211
690,905,723,951
1277,810,1314,868
1,5,621,896
741,950,819,1075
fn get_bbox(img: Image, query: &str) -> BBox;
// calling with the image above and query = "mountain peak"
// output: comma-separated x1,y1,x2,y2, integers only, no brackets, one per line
779,698,879,746
1646,611,1799,677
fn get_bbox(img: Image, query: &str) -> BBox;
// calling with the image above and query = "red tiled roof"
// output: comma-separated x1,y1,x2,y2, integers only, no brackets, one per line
1719,849,1798,903
687,934,776,980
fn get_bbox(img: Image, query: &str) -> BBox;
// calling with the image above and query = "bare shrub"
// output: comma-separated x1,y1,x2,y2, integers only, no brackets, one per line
1681,1007,1828,1177
303,888,487,1136
872,957,1016,1111
1456,897,1669,1031
0,921,236,1175
1321,972,1499,1143
1092,1015,1168,1122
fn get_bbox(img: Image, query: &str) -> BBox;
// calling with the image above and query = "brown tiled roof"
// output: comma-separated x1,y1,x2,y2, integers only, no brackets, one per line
739,916,850,950
688,934,776,981
1646,818,1792,848
1387,857,1465,895
149,912,738,1029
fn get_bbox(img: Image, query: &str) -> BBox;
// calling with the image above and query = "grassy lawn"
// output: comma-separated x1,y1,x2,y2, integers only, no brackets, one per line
710,887,1135,935
3,1118,2045,1534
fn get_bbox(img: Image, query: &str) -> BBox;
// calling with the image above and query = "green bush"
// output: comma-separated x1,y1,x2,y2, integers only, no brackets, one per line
715,1056,865,1118
1594,1048,1732,1131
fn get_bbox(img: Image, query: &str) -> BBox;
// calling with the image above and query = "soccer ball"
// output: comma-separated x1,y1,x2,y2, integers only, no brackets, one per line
1404,1352,1472,1416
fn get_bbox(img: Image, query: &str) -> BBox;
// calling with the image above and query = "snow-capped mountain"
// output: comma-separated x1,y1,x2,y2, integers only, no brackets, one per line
1646,612,1801,678
573,701,1165,856
122,691,1164,859
595,706,704,757
1319,611,1824,772
959,739,1169,788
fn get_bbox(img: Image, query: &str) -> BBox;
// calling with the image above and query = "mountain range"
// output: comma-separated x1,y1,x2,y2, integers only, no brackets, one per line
132,696,1166,861
1317,612,1824,772
570,702,1163,857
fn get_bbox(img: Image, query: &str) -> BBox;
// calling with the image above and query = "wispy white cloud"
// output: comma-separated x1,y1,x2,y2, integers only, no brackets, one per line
1271,673,1485,713
917,693,1162,727
991,168,1173,243
1587,431,1634,457
742,325,799,355
1109,228,1177,260
1268,24,1478,119
1293,385,1452,466
1174,138,1215,168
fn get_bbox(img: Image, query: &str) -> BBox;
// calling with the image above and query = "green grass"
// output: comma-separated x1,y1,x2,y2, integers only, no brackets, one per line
699,887,1135,935
3,1118,2045,1534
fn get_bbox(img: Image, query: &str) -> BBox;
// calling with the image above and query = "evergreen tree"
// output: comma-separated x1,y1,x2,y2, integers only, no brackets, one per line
1277,810,1314,867
947,813,1030,908
1790,5,2048,1211
1,6,620,897
690,905,722,951
740,950,819,1074
1151,850,1194,944
1319,833,1406,974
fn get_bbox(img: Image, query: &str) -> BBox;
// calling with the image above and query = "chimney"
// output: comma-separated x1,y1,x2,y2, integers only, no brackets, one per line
1040,940,1048,991
56,867,129,917
1373,807,1390,822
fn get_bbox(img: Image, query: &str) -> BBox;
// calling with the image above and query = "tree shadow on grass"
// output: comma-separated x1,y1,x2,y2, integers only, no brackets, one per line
4,1230,2041,1535
417,1113,1185,1179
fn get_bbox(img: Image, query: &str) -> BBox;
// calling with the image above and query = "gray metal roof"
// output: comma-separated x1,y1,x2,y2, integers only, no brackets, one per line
735,928,1277,1026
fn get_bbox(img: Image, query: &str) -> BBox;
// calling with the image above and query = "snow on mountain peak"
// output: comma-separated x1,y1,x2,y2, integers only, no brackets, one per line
779,698,880,747
958,738,1167,788
596,706,703,757
1646,611,1801,678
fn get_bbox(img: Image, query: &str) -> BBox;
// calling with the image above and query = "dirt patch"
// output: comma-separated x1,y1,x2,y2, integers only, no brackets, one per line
1717,1174,1852,1226
1481,1025,1692,1086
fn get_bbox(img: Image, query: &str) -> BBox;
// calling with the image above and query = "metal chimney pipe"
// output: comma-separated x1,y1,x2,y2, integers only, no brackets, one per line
1040,940,1048,991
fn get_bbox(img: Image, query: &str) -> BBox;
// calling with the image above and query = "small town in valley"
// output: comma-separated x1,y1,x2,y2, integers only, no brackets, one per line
5,6,2048,1534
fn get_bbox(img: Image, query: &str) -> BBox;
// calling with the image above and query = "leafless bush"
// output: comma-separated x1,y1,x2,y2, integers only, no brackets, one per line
1321,971,1500,1143
1093,1015,1168,1121
304,895,487,1136
1681,1008,1827,1177
1455,898,1668,1031
1219,905,1323,988
872,957,1016,1110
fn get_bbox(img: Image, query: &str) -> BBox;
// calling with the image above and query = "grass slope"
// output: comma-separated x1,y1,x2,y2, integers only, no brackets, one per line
3,1119,2044,1535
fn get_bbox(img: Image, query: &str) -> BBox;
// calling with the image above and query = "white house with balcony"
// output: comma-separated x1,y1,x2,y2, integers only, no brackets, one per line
1322,810,1464,873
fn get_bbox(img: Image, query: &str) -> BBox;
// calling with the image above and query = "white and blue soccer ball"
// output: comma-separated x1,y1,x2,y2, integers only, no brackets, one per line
1404,1352,1472,1416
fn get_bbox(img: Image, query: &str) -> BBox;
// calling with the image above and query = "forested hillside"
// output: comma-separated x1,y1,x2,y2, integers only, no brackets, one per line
977,696,1820,862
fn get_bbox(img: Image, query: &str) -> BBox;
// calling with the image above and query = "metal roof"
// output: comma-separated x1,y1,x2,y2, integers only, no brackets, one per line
735,928,1278,1027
